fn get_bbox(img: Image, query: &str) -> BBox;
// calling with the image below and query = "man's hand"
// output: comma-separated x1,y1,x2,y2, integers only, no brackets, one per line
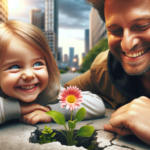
104,96,150,145
20,110,52,125
19,101,50,115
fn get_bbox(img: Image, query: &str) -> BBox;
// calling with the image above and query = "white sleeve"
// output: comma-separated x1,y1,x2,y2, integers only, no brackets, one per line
0,97,5,124
47,86,106,120
0,97,21,124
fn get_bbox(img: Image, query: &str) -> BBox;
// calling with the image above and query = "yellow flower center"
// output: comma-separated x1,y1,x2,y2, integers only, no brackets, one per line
66,95,76,103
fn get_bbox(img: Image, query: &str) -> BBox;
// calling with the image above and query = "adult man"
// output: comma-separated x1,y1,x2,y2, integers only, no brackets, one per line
64,0,150,145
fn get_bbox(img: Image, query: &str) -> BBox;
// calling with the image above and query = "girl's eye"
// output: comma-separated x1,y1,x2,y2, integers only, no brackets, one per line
34,62,43,67
8,65,20,70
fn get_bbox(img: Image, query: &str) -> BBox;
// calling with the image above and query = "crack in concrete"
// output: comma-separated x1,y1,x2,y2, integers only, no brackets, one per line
95,129,137,150
30,126,137,150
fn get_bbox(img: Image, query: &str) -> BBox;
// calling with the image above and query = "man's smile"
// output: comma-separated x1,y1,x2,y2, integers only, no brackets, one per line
124,48,149,58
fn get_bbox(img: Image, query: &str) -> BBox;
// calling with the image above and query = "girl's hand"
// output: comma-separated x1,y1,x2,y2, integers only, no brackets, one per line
19,101,50,115
20,110,52,125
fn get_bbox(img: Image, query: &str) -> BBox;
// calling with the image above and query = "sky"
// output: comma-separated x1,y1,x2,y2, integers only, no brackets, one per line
8,0,92,65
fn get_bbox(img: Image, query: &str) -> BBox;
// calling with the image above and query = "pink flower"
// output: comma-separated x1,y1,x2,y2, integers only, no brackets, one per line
58,86,83,111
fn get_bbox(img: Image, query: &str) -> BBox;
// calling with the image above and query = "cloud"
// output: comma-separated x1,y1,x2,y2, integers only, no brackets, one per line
8,0,91,29
59,0,91,29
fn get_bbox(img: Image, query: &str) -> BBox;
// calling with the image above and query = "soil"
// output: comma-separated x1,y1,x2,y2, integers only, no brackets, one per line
29,128,97,149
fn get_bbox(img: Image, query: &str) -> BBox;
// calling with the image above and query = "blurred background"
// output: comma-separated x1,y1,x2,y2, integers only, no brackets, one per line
1,0,108,75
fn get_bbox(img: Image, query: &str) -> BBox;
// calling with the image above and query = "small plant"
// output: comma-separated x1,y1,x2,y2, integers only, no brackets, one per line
46,86,95,146
38,125,56,144
87,140,96,150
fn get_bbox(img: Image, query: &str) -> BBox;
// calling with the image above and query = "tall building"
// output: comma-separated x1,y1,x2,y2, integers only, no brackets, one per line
82,52,86,63
85,29,89,55
30,8,44,30
0,0,8,23
69,47,74,67
45,0,58,60
89,7,107,49
57,47,62,63
73,55,79,68
64,54,68,63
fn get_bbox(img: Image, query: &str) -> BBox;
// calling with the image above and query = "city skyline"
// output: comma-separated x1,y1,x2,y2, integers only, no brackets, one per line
8,0,91,64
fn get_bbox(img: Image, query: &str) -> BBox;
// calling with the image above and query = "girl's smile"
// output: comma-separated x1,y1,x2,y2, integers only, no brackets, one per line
0,38,49,102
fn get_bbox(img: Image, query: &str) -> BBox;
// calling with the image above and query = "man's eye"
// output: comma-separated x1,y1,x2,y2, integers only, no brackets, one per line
133,23,150,31
8,65,20,70
34,62,43,67
108,29,123,35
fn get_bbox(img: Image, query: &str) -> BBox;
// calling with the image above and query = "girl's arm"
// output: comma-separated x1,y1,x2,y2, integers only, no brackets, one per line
0,97,21,124
46,86,106,120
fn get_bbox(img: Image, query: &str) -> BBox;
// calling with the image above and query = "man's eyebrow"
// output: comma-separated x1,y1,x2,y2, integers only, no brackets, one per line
132,17,150,23
106,24,118,29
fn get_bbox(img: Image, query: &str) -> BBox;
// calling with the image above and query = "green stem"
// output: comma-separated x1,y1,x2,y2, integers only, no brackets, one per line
70,110,73,121
64,124,69,137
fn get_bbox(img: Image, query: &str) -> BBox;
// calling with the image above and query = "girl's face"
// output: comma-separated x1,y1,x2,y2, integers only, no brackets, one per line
0,38,49,102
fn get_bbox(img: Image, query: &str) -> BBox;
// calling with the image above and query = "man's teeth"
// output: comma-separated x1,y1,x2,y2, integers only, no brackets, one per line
125,50,145,58
21,85,35,90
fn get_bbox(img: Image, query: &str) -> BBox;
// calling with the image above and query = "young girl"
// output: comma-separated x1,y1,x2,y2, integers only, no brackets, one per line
0,20,105,125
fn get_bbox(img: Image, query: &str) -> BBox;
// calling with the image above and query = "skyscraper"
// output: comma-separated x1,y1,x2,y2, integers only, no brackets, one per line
64,54,68,63
69,47,74,67
45,0,58,60
85,29,89,55
57,47,62,63
89,7,107,49
30,8,44,30
0,0,8,23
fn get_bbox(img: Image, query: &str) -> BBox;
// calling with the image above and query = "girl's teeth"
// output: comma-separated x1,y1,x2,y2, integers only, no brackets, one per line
21,85,35,90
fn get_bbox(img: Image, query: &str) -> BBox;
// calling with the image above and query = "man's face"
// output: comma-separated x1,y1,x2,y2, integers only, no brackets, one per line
105,0,150,75
0,38,49,102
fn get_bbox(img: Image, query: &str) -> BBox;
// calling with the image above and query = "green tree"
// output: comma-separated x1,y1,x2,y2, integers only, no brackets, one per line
80,38,109,73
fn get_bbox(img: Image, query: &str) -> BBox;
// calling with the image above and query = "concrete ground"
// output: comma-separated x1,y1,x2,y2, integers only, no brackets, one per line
0,72,150,150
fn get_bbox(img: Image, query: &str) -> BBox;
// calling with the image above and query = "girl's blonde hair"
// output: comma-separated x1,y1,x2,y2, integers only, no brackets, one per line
0,20,60,105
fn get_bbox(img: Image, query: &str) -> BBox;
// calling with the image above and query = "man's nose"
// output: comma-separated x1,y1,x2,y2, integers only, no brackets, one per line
21,69,35,80
121,29,140,52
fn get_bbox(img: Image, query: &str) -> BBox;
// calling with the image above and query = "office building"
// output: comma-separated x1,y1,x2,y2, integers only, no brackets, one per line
89,7,107,49
69,47,74,67
30,8,44,30
82,52,86,63
73,54,79,68
85,29,89,55
64,54,68,63
0,0,8,23
45,0,58,60
57,47,62,63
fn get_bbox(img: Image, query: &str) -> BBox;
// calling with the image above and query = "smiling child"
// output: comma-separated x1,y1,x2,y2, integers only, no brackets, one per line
0,20,105,125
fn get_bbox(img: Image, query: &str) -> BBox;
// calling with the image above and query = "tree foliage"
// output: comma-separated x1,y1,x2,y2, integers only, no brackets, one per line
80,38,109,73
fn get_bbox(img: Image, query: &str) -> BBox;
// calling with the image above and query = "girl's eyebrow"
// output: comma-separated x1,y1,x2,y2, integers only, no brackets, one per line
2,57,46,68
2,61,20,68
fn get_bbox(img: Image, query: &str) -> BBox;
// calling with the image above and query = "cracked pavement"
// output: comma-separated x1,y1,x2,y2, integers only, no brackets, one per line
0,108,150,150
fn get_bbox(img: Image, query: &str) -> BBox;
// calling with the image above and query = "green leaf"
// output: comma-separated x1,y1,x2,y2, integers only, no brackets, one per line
41,131,48,134
68,120,76,129
52,139,56,142
46,111,66,125
50,132,56,138
72,140,78,145
77,125,94,137
75,107,86,122
58,129,68,140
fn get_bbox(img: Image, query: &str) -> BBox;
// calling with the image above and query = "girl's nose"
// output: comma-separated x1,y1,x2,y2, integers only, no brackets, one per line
21,69,35,80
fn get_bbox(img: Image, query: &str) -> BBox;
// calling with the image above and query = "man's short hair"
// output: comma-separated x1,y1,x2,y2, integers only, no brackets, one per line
86,0,105,22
